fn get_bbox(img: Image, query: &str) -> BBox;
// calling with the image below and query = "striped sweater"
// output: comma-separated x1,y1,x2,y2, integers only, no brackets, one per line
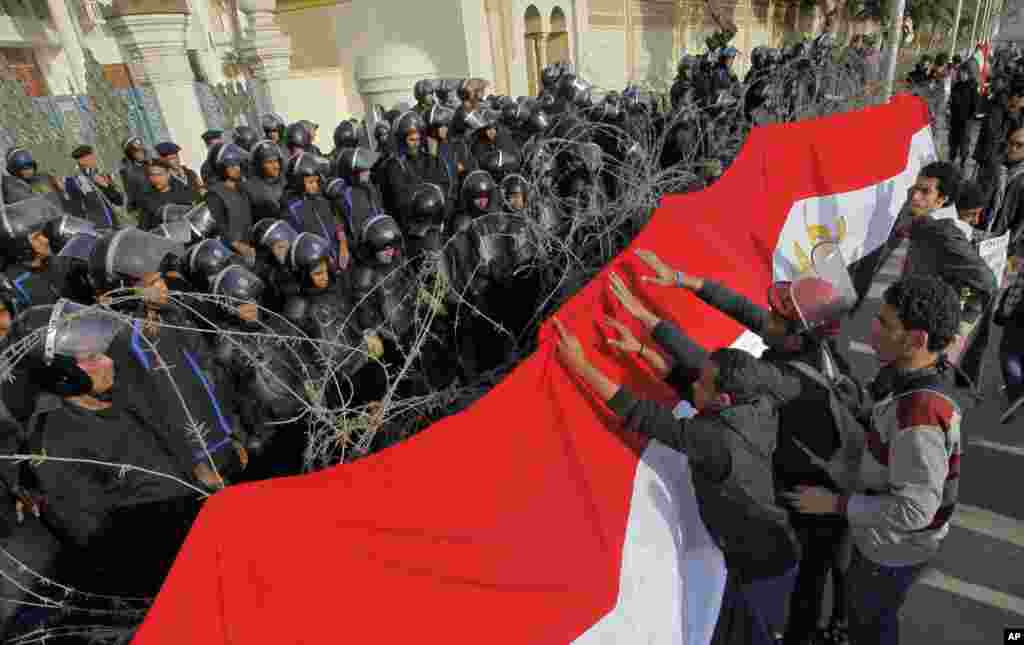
838,376,961,567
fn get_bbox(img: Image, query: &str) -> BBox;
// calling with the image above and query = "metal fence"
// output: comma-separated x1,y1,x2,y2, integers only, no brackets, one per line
0,48,167,177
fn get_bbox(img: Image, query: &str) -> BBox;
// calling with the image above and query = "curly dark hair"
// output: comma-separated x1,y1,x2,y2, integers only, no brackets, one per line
883,276,961,353
918,161,961,208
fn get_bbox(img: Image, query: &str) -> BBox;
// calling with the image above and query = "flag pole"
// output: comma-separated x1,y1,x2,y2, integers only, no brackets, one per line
970,0,982,48
951,0,965,58
882,0,909,102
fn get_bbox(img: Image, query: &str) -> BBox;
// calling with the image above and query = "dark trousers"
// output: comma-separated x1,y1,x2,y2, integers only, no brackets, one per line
784,520,849,645
743,563,800,638
846,548,928,645
999,325,1024,402
949,122,969,166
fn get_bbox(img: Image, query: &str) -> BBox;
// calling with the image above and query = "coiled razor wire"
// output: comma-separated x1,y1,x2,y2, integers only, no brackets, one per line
0,47,932,640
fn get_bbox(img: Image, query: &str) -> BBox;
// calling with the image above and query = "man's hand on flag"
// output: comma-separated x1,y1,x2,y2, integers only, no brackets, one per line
635,250,676,287
552,317,587,373
601,316,642,354
609,272,663,331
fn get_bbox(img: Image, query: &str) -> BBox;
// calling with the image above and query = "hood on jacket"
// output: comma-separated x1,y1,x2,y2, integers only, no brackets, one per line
926,204,974,240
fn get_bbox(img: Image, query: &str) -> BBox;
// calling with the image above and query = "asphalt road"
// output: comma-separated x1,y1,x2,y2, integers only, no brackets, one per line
832,242,1024,645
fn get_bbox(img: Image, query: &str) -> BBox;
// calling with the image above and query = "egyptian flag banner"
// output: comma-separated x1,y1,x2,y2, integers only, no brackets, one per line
132,95,934,645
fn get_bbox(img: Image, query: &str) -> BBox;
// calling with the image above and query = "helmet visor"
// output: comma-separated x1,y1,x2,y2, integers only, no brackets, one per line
44,300,124,363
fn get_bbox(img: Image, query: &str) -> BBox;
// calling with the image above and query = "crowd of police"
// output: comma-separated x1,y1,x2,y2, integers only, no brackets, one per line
0,33,1000,645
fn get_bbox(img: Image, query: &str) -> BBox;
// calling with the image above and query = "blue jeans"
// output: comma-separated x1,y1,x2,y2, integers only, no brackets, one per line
743,563,800,638
846,548,928,645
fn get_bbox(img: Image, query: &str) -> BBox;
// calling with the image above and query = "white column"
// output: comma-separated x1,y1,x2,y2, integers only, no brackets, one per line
46,0,87,93
107,13,208,169
236,0,292,116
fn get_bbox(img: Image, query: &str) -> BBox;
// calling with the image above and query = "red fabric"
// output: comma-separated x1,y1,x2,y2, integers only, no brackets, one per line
132,95,930,645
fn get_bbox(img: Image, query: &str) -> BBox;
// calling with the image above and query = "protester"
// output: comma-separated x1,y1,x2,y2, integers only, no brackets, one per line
785,275,964,645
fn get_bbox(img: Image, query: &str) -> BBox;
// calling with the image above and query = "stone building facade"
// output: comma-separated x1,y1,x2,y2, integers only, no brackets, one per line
1,0,880,168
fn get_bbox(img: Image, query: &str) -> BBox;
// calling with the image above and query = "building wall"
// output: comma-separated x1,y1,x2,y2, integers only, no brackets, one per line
276,0,356,126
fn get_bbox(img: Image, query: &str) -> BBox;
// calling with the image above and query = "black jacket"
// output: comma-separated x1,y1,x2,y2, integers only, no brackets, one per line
382,151,447,217
691,280,867,527
119,159,148,211
206,182,253,246
107,305,243,478
27,395,194,549
975,102,1023,165
63,173,124,228
243,175,287,222
605,317,800,584
136,185,199,231
907,215,998,319
4,261,61,309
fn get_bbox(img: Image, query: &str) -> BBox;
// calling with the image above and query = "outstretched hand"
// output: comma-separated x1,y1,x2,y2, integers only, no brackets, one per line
608,272,649,319
602,316,642,354
635,250,675,287
552,317,587,373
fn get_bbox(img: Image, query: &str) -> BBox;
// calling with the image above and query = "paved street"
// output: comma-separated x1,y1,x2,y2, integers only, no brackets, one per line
834,242,1024,644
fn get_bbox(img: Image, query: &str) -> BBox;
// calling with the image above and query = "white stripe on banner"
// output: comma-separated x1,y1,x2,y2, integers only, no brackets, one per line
772,127,935,282
573,442,727,645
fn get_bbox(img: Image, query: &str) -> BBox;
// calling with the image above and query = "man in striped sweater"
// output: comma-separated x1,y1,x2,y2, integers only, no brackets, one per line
785,275,964,645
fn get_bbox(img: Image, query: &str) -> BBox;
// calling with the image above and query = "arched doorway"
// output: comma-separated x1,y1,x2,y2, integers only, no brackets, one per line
525,5,543,96
547,7,571,69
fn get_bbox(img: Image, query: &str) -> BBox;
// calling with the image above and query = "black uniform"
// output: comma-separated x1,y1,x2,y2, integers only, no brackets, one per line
207,182,254,250
63,172,124,228
137,185,199,231
27,394,201,596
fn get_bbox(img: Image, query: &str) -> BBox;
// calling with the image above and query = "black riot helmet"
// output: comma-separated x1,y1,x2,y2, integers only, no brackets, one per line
501,102,531,129
333,120,359,151
596,100,622,122
261,113,285,139
461,110,493,139
45,215,98,254
461,169,497,212
0,196,62,261
153,202,218,245
750,46,770,71
541,63,564,91
286,152,325,193
479,149,521,182
185,202,220,240
334,147,380,183
393,111,425,151
427,104,455,135
87,228,185,293
207,142,246,180
153,219,196,245
288,232,331,274
414,79,437,105
252,217,299,255
5,148,37,176
210,264,265,303
156,203,192,225
250,139,284,175
285,122,312,151
526,109,550,135
361,214,402,254
232,125,260,152
184,238,234,289
556,74,593,107
411,184,445,222
20,299,125,397
500,174,529,211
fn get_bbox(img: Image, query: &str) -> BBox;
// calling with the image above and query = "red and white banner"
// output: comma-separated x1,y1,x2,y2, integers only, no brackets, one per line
132,95,934,645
